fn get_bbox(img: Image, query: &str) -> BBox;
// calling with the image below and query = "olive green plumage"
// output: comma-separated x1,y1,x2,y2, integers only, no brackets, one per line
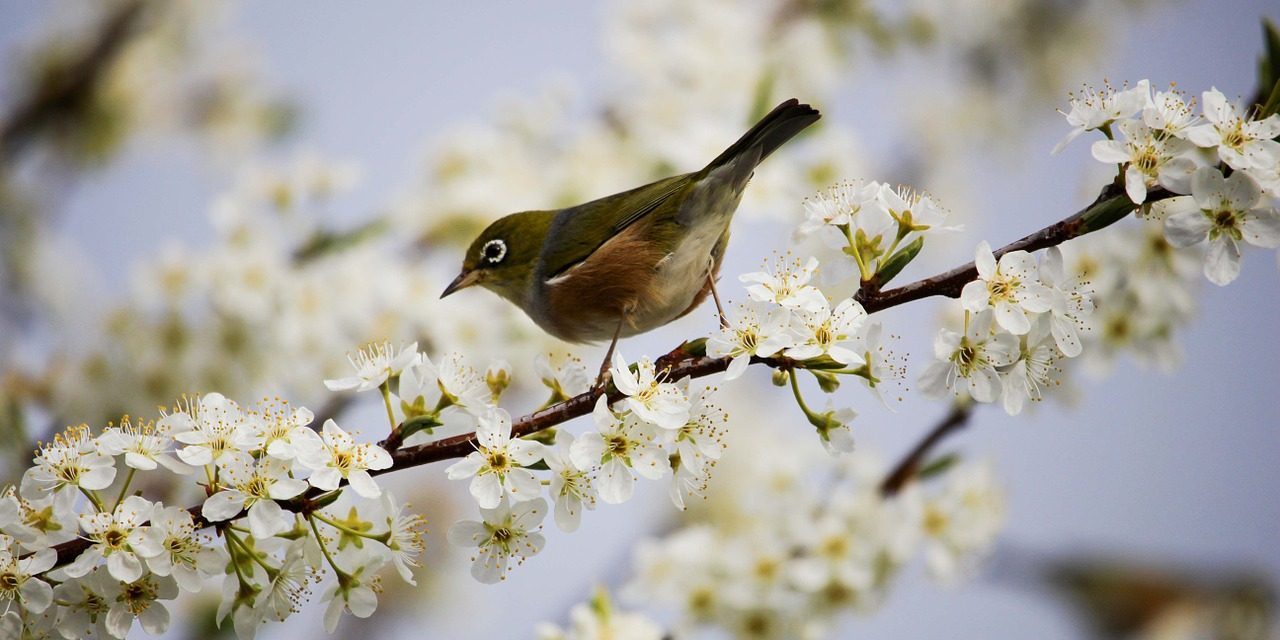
444,99,821,344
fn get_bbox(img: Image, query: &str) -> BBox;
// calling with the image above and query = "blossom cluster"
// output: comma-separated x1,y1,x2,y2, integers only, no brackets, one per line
707,252,906,453
917,243,1093,415
622,451,1005,638
2,381,427,639
442,351,728,582
536,588,664,640
1059,81,1280,285
796,179,960,285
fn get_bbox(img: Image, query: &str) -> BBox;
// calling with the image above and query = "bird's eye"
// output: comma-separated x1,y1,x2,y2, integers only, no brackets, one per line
482,239,507,264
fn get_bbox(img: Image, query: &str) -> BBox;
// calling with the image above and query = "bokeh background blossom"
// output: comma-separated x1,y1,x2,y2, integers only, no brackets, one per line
0,0,1277,637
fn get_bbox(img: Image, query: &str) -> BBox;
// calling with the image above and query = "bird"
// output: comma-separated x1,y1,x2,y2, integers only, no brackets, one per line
441,99,821,381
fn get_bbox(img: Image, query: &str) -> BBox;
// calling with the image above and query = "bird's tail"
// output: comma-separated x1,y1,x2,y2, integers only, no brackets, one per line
704,98,821,174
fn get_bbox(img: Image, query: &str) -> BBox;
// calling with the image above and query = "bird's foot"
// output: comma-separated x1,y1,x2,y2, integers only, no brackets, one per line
593,368,613,397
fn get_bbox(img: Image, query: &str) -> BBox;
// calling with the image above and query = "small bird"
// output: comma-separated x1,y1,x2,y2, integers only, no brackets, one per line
442,99,821,379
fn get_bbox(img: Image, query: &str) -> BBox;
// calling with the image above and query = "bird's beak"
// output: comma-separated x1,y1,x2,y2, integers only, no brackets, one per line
441,270,480,298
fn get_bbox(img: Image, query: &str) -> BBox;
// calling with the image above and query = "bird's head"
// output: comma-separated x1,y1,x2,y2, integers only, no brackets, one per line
442,210,554,306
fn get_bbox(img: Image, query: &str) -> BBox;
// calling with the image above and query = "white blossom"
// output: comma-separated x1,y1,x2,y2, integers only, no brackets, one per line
1185,88,1280,171
1091,119,1196,203
1038,247,1094,357
1161,166,1280,285
324,341,420,392
321,555,386,632
97,415,191,474
739,255,827,313
960,242,1053,335
297,419,393,498
103,573,179,638
202,457,308,538
1053,79,1151,154
1000,320,1057,416
133,505,224,592
878,183,959,235
21,424,116,499
173,392,254,471
705,301,794,380
1142,86,1198,137
536,591,665,640
0,535,56,614
542,430,597,532
571,398,668,504
65,495,157,583
919,311,1019,403
239,402,316,461
609,352,691,430
920,462,1006,584
255,544,315,624
447,498,548,583
444,407,543,509
534,354,592,402
784,297,868,365
52,569,119,639
395,352,489,420
3,490,78,550
377,492,428,585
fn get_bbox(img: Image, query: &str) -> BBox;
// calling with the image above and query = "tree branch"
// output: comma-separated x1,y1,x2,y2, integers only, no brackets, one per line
0,0,150,162
42,179,1164,566
879,403,973,497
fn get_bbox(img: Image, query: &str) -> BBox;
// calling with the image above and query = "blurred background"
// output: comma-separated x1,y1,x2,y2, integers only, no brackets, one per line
0,0,1277,638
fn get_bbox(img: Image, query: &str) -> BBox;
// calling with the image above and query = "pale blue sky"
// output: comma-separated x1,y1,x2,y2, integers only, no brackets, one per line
1,1,1278,638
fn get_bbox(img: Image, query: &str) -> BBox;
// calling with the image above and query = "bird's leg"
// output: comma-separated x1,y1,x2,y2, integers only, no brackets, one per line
595,316,624,391
707,271,729,329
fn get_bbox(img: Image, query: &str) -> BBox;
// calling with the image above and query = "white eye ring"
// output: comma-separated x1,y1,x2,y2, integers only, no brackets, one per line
482,239,507,264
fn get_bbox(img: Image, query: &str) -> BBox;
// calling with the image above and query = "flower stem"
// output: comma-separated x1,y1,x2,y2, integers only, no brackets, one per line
226,529,277,577
112,467,136,510
380,382,397,433
79,487,105,513
787,369,817,421
309,514,346,579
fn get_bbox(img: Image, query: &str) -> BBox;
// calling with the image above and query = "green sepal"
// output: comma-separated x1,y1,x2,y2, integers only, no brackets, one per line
524,460,551,472
293,218,388,264
307,490,343,512
795,355,845,371
1081,192,1137,232
810,369,841,393
680,338,708,358
918,453,960,480
523,427,557,446
397,414,443,442
875,236,925,286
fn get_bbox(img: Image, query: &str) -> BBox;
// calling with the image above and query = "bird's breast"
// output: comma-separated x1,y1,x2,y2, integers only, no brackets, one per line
530,217,730,343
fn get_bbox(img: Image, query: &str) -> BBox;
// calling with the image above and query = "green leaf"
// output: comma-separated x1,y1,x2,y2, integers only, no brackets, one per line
749,70,778,123
810,369,841,393
680,337,709,358
918,453,960,480
293,218,389,264
1258,19,1280,117
397,414,443,442
522,428,557,446
875,236,925,285
1080,192,1136,232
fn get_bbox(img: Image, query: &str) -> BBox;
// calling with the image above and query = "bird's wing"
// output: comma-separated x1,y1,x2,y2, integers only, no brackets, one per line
539,173,693,280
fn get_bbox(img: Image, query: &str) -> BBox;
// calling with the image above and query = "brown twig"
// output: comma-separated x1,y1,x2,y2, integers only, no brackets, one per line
879,403,973,496
42,180,1163,566
0,0,151,162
